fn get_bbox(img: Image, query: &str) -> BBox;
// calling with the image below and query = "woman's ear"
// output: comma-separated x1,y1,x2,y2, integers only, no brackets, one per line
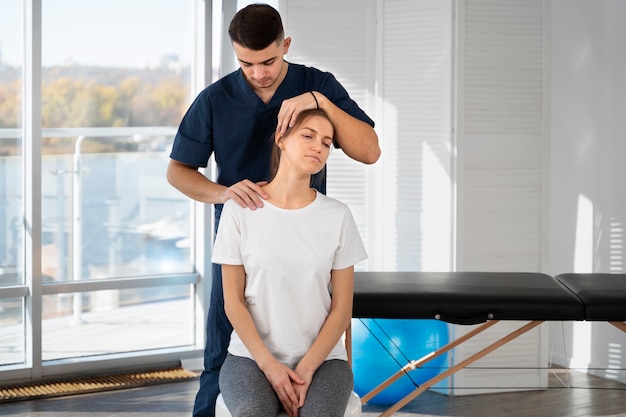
275,132,284,149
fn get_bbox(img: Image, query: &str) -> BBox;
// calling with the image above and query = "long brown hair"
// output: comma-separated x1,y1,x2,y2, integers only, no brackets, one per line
269,108,334,182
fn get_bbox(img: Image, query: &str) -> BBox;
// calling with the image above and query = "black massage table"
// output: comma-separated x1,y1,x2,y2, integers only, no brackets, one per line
348,271,626,417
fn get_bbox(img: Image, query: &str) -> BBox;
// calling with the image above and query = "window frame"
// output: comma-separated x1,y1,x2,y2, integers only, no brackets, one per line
0,0,212,383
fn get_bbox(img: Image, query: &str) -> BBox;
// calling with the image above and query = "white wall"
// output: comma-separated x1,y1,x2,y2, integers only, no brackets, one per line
549,0,626,383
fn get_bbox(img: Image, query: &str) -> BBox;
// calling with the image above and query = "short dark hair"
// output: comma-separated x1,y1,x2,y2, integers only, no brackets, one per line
228,3,285,50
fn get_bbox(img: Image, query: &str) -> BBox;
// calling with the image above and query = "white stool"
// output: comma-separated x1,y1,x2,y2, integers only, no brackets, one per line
215,390,362,417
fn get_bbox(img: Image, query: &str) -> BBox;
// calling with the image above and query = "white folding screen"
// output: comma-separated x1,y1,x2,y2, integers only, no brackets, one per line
378,0,453,272
457,0,548,272
452,0,550,395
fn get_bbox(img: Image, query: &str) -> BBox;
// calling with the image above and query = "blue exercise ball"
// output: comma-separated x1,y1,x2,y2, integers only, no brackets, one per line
351,318,449,405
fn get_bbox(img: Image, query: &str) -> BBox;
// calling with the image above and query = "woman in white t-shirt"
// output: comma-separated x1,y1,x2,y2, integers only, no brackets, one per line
212,108,367,417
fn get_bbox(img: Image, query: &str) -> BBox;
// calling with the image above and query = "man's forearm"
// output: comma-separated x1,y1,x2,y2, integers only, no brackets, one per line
317,93,381,164
166,159,227,204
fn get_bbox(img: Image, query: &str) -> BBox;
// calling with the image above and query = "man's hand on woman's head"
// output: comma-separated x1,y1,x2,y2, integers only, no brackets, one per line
277,91,324,134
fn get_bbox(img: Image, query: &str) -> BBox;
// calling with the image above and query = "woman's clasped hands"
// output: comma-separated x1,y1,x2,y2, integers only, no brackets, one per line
261,358,312,417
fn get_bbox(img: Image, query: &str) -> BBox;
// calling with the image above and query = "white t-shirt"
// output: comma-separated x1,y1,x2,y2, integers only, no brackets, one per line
212,191,367,368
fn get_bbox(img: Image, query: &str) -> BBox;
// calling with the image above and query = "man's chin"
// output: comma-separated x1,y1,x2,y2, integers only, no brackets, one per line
254,80,274,89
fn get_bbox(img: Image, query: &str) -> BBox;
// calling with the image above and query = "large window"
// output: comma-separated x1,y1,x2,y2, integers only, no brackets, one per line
0,0,203,378
40,0,194,283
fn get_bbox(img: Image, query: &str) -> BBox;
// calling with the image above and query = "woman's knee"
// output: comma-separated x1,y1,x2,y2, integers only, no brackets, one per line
219,355,280,417
300,360,353,417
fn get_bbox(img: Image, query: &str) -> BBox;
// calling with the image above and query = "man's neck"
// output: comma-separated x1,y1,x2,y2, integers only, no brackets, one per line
254,61,288,104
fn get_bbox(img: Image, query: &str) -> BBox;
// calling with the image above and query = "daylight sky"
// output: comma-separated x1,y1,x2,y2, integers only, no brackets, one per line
0,0,193,67
0,0,283,68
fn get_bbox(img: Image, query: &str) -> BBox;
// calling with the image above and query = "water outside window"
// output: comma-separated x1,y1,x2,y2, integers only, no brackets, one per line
37,0,195,360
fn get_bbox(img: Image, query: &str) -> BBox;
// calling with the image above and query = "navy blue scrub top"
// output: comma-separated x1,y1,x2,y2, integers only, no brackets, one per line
170,62,375,219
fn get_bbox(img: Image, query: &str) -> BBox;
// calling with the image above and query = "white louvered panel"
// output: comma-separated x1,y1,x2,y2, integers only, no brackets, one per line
460,0,546,277
381,0,452,271
281,0,374,258
463,134,543,271
455,0,548,395
327,151,368,269
464,0,544,135
282,0,371,107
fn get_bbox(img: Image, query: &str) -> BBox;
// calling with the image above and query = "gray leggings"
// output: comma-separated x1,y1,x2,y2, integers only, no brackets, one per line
219,354,353,417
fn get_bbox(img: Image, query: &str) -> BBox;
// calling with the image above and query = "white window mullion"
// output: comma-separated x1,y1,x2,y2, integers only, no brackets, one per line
24,0,43,380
